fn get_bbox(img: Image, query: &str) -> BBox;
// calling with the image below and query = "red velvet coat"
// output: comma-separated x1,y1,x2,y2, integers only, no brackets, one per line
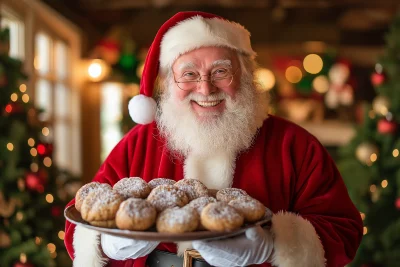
65,115,363,267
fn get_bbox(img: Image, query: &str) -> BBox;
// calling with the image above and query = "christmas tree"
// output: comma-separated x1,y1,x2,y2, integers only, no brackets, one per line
0,28,77,267
337,15,400,267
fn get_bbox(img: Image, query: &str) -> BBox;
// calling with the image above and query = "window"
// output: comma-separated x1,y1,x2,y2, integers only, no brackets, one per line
2,0,82,175
1,5,25,60
100,82,123,161
34,31,74,171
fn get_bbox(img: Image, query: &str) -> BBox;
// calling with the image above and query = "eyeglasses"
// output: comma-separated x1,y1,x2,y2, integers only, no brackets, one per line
173,68,239,91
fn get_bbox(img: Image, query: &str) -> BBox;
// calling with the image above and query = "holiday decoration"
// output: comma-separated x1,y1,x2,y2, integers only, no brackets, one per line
370,187,381,203
372,95,390,115
0,28,75,266
25,172,45,193
337,14,400,266
371,72,386,86
4,102,24,114
93,38,121,65
312,75,329,94
89,27,141,84
371,63,386,87
329,62,350,86
396,198,400,210
37,143,53,157
377,119,397,134
325,62,354,108
355,142,379,164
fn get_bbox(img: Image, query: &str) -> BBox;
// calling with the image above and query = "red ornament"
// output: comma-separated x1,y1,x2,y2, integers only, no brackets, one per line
37,144,46,156
37,143,53,157
4,103,24,114
396,198,400,210
377,119,397,134
95,39,121,65
51,206,62,217
371,72,385,86
25,172,45,193
5,104,12,113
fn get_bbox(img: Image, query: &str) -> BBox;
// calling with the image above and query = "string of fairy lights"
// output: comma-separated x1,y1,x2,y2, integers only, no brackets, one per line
285,53,328,91
4,83,65,261
360,144,400,236
356,83,400,236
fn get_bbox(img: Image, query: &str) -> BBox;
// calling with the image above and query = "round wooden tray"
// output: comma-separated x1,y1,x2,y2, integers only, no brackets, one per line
64,205,272,242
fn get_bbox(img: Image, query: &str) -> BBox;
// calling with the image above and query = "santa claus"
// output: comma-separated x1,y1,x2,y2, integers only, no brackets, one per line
64,11,362,267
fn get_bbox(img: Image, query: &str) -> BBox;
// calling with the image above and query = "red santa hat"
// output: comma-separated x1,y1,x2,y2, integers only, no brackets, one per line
129,11,256,124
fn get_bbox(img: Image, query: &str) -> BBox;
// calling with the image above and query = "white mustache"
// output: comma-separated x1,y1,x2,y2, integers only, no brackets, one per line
188,92,226,102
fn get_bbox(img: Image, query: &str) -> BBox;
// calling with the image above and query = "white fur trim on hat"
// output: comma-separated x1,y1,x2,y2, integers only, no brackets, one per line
160,16,256,70
128,94,157,125
270,211,326,267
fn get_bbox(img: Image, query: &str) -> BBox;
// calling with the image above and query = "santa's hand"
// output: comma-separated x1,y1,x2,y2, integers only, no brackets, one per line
192,226,273,267
101,234,159,260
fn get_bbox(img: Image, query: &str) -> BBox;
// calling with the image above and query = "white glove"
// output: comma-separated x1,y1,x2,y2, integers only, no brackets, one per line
101,233,159,260
192,226,273,267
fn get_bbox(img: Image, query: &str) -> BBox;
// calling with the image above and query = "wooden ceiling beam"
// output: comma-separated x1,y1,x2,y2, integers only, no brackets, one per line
79,0,151,9
77,0,273,9
278,0,400,9
77,0,399,10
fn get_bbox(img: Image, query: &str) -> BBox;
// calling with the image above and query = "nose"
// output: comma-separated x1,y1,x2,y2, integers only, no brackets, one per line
195,79,217,95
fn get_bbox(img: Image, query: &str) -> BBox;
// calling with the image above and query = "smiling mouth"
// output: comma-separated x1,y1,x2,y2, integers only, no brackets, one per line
193,100,223,107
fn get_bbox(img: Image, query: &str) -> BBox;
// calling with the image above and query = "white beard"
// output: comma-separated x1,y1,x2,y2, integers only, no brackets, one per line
156,72,268,157
156,71,269,190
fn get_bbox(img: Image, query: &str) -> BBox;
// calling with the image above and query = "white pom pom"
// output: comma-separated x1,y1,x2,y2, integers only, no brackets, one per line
128,94,157,124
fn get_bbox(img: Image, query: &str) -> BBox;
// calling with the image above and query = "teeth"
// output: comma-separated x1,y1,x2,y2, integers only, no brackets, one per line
196,100,222,107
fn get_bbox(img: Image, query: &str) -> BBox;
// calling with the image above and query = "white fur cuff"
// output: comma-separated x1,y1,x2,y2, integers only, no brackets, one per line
270,211,326,267
73,225,108,267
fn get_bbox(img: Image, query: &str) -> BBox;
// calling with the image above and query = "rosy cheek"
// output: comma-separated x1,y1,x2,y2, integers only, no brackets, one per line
222,85,238,99
228,77,241,97
173,88,190,101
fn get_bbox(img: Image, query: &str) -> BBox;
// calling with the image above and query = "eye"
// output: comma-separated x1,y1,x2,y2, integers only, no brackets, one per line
181,71,198,81
212,68,229,78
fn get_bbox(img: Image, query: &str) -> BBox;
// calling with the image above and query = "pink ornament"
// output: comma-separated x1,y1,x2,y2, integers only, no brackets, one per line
25,172,46,193
371,72,385,86
377,119,397,134
25,173,40,191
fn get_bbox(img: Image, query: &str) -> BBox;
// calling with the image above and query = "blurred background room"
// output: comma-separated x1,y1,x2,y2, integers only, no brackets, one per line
1,0,400,266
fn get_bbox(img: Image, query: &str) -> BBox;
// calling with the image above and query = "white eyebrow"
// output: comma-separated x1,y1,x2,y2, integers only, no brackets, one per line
177,62,197,71
176,59,232,71
212,59,232,68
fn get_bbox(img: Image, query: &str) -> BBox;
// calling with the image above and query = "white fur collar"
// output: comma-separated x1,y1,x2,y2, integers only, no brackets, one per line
184,151,236,190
